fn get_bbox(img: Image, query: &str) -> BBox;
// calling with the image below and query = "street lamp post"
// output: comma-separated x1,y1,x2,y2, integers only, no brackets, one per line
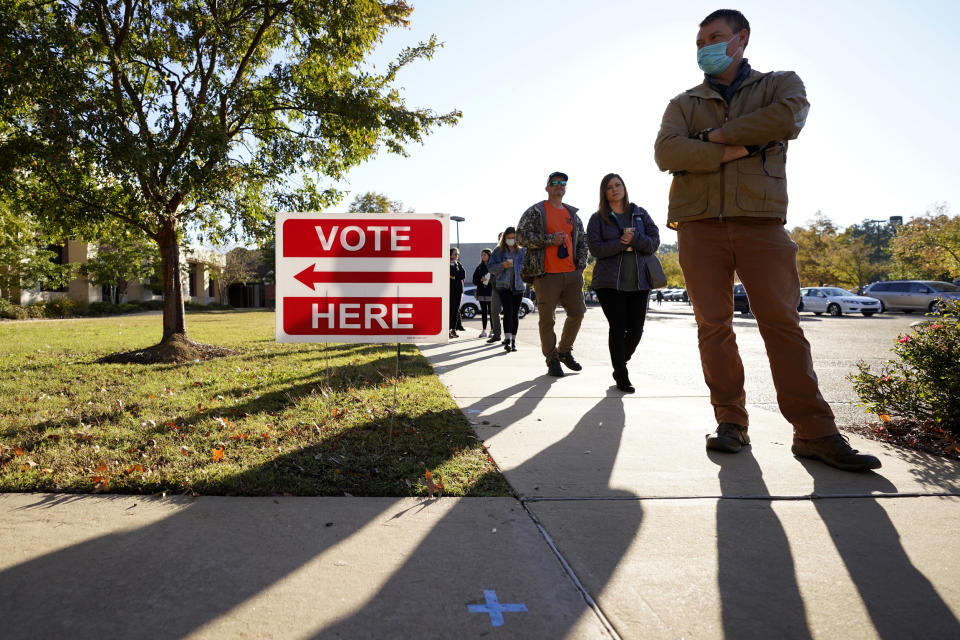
451,215,465,250
865,218,886,249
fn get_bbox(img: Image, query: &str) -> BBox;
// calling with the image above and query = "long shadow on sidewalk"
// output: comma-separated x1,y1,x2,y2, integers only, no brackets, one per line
710,449,960,638
800,463,960,638
710,449,813,639
1,491,372,638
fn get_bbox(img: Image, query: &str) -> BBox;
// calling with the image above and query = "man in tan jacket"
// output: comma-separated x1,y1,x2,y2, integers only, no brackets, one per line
654,9,880,472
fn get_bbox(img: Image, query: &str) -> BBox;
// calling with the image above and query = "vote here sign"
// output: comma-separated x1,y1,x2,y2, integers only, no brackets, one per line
275,212,450,343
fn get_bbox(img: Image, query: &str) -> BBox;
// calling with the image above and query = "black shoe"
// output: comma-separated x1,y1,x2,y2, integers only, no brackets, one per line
547,358,564,377
706,422,750,453
558,351,582,371
503,340,512,353
613,371,634,393
510,339,517,352
792,433,882,471
486,335,501,344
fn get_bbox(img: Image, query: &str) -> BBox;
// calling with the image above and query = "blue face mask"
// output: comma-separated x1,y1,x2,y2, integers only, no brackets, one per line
697,37,737,75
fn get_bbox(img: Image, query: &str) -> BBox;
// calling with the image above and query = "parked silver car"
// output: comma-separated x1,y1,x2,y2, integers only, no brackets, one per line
861,280,960,314
799,287,881,317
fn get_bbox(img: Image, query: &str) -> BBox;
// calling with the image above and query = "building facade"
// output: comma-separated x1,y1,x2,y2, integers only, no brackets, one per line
11,242,225,306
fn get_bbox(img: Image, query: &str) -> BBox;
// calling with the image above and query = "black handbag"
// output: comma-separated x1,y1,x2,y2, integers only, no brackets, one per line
644,253,668,289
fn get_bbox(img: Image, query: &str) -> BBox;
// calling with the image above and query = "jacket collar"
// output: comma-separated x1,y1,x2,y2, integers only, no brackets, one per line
685,66,765,100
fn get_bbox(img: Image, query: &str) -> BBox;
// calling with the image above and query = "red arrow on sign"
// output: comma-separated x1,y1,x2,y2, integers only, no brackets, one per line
294,265,433,291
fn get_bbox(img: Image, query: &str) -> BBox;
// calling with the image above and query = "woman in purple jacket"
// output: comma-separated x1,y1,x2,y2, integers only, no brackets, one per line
586,174,660,392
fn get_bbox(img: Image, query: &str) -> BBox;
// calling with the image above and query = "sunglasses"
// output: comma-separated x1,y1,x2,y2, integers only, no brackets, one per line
548,180,567,186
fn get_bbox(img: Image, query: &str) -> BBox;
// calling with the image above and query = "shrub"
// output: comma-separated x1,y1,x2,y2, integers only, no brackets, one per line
185,301,233,311
88,301,120,316
850,298,960,435
22,303,47,318
0,299,16,319
43,297,87,318
116,299,163,312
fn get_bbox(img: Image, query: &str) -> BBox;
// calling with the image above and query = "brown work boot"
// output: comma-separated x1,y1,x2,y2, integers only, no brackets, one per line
706,422,750,453
792,433,881,472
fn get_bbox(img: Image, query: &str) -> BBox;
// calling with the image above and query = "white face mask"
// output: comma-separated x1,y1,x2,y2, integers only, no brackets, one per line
505,238,516,247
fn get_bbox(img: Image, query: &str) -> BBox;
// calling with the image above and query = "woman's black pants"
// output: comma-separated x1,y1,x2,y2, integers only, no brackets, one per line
595,288,649,374
497,289,522,336
479,300,492,329
450,291,462,331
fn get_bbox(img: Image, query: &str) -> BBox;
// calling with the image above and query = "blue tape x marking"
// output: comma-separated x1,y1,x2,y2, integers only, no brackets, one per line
467,589,528,627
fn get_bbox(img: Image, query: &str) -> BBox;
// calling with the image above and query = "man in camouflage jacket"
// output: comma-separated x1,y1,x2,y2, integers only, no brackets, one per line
517,171,588,376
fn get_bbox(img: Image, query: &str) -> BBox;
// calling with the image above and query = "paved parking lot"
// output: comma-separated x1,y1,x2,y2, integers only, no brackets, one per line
577,301,919,426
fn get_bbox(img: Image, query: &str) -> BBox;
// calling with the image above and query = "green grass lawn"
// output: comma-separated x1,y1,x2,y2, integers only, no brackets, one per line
0,311,511,497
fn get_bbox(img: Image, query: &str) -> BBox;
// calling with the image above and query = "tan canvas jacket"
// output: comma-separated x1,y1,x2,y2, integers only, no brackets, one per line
654,69,810,229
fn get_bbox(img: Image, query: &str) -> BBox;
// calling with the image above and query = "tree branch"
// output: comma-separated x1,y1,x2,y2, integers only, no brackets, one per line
37,163,155,239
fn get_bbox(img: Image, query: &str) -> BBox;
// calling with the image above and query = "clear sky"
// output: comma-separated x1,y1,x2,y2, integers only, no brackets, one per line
331,0,959,246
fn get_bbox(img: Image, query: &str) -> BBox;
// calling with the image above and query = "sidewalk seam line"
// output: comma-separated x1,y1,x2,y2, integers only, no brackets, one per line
518,499,623,640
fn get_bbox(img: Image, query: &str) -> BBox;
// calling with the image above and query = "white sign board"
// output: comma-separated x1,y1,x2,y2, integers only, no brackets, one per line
275,212,449,343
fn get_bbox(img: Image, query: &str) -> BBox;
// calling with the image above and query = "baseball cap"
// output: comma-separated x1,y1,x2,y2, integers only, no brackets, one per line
547,171,568,185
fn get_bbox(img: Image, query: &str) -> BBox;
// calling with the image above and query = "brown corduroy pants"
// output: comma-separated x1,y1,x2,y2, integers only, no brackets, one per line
678,218,837,439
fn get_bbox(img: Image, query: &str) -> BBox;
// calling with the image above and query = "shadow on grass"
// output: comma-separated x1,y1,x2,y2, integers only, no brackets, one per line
4,394,504,497
0,344,453,488
185,407,510,497
160,351,436,432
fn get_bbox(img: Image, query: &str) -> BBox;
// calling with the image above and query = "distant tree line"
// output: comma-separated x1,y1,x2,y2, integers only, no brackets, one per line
647,204,959,292
791,203,959,290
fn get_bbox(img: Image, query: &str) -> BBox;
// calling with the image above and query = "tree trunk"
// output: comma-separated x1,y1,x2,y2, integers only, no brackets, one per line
158,220,187,342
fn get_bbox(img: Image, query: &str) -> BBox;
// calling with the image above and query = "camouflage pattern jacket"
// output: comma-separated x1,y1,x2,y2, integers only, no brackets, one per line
516,201,588,283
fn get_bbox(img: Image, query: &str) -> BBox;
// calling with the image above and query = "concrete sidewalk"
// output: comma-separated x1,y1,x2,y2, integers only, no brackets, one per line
424,325,960,639
2,322,959,639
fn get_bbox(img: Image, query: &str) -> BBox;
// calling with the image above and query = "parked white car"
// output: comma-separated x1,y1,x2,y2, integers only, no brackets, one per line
459,285,534,319
800,287,882,317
